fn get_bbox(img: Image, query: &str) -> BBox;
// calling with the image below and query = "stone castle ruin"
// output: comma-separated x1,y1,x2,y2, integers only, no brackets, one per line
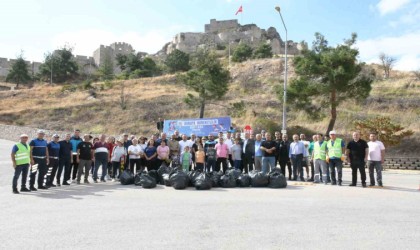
0,19,301,79
159,19,301,56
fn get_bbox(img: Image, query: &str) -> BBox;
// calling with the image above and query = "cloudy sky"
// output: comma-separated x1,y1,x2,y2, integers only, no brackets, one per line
1,0,419,70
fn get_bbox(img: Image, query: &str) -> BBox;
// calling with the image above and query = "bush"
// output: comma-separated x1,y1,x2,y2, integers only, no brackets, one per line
232,43,253,63
61,84,77,93
165,49,190,73
253,43,273,59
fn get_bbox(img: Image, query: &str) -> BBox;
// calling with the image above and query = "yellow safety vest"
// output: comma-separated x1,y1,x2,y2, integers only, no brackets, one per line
327,138,343,158
314,141,327,160
15,143,30,165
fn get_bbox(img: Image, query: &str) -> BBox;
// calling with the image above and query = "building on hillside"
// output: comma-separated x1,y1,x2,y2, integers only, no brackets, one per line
93,42,135,74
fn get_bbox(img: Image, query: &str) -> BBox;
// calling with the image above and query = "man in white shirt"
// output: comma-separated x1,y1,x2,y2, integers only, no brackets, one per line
223,132,234,168
367,133,385,187
127,139,144,173
300,134,311,180
179,134,192,153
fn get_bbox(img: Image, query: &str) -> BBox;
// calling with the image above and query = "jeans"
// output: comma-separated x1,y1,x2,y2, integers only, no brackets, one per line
368,161,382,185
112,161,121,178
206,159,216,172
254,156,262,171
234,160,242,170
59,157,71,183
129,158,142,173
13,164,29,189
71,154,78,180
262,156,276,174
196,162,204,171
94,153,108,180
77,159,91,181
314,159,328,183
30,158,47,188
350,160,366,184
291,154,303,180
329,158,343,183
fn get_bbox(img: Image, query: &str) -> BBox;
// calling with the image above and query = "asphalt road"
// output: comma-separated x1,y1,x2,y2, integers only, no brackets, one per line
0,139,419,250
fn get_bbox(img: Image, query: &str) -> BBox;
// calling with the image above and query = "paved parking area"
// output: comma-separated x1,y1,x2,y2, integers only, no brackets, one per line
0,139,419,249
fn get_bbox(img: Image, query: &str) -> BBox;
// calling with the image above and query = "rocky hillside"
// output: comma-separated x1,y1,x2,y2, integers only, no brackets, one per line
0,58,419,156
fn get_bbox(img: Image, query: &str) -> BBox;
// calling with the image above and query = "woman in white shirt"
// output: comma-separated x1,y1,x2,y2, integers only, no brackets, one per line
127,139,144,173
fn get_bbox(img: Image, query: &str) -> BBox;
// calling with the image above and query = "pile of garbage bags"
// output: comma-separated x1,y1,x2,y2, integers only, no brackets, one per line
120,165,287,190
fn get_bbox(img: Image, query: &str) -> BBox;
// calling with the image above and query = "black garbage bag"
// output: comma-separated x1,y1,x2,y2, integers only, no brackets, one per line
237,174,251,187
170,171,189,190
194,173,212,190
162,173,171,186
249,170,269,187
140,174,157,189
148,170,160,184
188,170,203,186
120,170,135,185
226,168,242,180
219,174,237,188
209,171,223,187
157,164,172,185
268,170,287,188
134,171,148,186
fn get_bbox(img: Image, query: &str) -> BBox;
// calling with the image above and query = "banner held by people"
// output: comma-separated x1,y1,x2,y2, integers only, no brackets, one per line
163,116,231,137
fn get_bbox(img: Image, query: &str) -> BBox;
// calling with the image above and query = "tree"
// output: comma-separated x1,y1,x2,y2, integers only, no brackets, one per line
412,68,420,80
379,53,396,79
286,33,375,135
98,53,114,80
165,49,190,73
354,117,413,146
232,43,253,62
6,53,31,88
38,46,79,83
253,43,273,59
178,50,230,118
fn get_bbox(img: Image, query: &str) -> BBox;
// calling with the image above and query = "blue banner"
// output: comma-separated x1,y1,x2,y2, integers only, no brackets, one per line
163,117,231,137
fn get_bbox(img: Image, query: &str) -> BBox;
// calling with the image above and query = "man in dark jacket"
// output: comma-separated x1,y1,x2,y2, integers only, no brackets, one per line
241,132,255,173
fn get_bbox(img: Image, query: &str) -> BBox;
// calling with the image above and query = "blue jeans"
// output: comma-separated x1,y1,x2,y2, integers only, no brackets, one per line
13,164,29,189
329,158,343,183
94,154,108,180
262,156,276,174
234,160,242,170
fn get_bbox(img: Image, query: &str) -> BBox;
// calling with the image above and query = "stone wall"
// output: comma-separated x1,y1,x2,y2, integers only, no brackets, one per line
93,42,135,74
0,58,42,78
205,19,239,33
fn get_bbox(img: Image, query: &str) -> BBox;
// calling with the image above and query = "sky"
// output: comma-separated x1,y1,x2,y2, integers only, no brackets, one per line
0,0,419,71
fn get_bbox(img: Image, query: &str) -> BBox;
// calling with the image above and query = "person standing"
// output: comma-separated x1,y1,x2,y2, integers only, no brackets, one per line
69,129,82,182
156,118,164,132
157,140,170,168
225,131,234,167
260,133,277,174
76,134,94,184
312,134,328,184
29,130,49,190
93,134,109,183
110,138,126,181
11,134,31,194
326,131,346,186
180,146,192,172
289,134,308,181
128,139,144,173
346,132,368,187
254,134,263,171
46,134,60,187
231,138,243,170
195,145,205,171
308,135,317,182
278,134,292,180
242,132,255,173
215,137,229,173
106,136,116,178
144,139,158,171
206,145,217,172
122,133,132,170
59,134,73,185
300,134,311,180
367,133,385,187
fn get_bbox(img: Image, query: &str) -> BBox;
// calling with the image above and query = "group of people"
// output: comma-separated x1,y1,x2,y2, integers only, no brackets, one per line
10,128,386,194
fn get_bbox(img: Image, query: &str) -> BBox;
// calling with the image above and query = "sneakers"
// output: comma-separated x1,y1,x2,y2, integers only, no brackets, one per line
13,189,19,194
100,179,106,183
94,179,98,183
111,178,116,182
30,186,38,191
20,187,31,192
62,181,70,186
84,179,90,184
76,181,81,184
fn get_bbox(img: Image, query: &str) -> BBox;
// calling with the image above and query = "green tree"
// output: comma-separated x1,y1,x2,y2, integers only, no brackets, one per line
38,46,79,83
178,50,230,118
98,53,114,80
354,117,413,146
286,33,375,135
232,43,253,62
165,49,190,73
253,43,273,59
6,53,31,88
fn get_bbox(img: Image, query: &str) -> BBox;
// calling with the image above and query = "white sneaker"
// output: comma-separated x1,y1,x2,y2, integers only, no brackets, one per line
111,178,116,182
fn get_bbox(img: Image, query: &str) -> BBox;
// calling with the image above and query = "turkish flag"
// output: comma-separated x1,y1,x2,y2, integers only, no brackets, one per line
235,5,243,15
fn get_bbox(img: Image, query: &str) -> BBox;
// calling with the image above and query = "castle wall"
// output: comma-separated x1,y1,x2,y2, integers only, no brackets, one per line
205,19,239,33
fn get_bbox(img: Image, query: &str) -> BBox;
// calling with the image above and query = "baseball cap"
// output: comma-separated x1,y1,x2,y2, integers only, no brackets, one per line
20,134,29,138
52,134,59,138
37,130,45,134
329,130,336,135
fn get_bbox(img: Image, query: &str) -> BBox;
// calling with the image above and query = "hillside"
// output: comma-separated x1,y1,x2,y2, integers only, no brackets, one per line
0,58,419,156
